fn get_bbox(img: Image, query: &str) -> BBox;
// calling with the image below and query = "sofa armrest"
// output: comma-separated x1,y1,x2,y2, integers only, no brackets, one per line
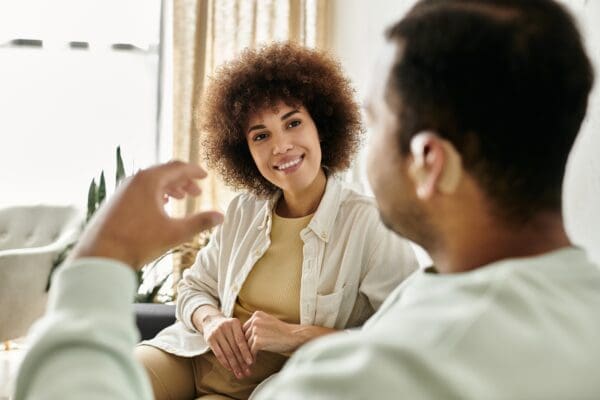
134,303,176,341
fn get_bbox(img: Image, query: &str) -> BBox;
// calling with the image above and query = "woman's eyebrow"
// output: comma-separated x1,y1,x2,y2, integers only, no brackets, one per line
281,109,300,120
247,109,300,134
247,124,266,134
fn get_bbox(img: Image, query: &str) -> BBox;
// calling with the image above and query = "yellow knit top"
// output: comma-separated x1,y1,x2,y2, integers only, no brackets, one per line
234,212,313,325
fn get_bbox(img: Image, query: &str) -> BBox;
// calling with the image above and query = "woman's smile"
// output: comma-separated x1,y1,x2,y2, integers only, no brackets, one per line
274,154,305,173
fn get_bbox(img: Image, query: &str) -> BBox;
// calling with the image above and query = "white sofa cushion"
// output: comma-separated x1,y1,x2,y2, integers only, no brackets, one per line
0,205,82,341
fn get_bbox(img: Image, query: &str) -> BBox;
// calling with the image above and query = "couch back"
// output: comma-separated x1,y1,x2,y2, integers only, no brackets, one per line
0,205,81,251
0,205,82,341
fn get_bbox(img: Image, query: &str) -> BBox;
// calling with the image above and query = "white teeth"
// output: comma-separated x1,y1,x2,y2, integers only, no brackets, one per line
276,157,302,170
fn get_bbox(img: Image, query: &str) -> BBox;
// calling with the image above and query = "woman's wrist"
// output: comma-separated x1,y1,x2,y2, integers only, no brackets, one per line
191,305,224,333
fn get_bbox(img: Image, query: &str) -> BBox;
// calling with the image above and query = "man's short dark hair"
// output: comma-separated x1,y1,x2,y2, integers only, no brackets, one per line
386,0,594,222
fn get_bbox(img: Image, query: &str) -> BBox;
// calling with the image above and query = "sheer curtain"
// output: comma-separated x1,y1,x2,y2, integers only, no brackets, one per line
171,0,328,284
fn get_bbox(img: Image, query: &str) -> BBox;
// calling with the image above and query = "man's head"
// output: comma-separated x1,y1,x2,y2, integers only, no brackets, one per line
366,0,594,249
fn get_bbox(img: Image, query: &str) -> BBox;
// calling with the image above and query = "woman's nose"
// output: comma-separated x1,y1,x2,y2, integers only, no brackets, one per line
272,135,293,155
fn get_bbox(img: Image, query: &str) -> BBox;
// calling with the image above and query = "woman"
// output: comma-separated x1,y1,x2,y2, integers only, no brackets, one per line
136,42,418,400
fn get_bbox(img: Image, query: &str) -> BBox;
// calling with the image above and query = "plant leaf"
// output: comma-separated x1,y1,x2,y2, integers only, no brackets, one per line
47,241,77,291
87,178,97,222
98,171,106,205
116,146,126,186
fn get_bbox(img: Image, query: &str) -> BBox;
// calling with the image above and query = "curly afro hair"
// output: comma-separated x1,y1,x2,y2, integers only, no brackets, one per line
197,42,363,197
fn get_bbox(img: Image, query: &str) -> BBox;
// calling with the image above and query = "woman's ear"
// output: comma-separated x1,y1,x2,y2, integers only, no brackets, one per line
408,132,462,199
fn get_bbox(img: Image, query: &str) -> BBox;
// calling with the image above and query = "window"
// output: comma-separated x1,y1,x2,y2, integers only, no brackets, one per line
0,0,163,209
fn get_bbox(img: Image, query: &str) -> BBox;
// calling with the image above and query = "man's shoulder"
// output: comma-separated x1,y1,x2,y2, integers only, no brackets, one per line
262,250,600,399
263,322,455,399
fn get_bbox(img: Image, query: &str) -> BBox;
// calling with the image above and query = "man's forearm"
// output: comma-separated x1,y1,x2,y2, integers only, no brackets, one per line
14,259,153,400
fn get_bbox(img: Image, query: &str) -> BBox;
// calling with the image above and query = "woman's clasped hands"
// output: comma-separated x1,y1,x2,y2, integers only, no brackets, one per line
201,310,299,379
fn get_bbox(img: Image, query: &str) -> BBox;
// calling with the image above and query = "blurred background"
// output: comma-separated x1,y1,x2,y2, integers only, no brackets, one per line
0,0,598,264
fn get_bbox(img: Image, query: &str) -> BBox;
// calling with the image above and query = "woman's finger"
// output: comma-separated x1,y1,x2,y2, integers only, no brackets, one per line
223,327,251,376
210,340,233,374
248,334,261,356
232,324,254,365
242,317,252,332
219,334,244,379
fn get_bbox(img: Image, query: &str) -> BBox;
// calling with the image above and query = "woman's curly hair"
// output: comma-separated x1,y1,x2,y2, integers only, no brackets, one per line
197,42,363,197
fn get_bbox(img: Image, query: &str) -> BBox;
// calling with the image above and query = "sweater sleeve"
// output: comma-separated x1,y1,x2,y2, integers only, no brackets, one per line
13,258,153,400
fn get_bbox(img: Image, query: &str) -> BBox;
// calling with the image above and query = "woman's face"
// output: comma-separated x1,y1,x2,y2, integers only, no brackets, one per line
245,101,322,195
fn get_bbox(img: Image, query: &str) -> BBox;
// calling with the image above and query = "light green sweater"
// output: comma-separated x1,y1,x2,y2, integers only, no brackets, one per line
14,248,600,399
257,247,600,399
14,258,152,400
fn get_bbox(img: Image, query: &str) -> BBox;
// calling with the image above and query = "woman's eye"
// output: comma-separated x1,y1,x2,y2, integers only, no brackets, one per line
287,120,301,129
253,133,268,142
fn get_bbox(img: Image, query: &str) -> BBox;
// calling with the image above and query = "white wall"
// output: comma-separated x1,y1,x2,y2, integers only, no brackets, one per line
328,0,600,263
561,0,600,264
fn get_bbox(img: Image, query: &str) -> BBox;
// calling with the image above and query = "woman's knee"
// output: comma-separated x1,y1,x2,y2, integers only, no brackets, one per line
135,345,196,400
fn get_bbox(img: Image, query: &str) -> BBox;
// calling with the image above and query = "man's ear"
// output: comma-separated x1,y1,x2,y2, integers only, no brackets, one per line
408,132,462,199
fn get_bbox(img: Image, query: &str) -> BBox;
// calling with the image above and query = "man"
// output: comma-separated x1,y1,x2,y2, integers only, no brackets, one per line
14,0,600,399
257,0,599,398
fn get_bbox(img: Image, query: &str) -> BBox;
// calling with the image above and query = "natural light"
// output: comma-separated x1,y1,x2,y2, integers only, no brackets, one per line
0,0,163,210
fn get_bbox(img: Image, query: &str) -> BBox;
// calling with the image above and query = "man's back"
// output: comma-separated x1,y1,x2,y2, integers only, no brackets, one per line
258,247,600,399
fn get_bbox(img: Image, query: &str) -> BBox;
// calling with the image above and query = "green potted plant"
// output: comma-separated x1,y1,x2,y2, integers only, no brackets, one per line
50,147,206,303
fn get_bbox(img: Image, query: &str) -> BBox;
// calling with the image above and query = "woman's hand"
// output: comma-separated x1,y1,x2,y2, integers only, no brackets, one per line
202,314,254,379
242,311,299,355
243,311,337,356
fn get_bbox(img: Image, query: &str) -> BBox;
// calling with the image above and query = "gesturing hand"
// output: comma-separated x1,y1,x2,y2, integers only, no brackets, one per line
203,315,254,379
71,160,223,270
242,311,301,356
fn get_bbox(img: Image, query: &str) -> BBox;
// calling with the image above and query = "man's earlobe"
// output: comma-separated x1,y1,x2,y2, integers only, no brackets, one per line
408,132,462,199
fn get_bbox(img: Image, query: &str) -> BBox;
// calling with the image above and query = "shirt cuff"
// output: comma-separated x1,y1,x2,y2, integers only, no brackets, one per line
47,257,137,316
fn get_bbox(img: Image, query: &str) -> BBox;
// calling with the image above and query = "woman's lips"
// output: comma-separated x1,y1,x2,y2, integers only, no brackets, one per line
274,155,304,173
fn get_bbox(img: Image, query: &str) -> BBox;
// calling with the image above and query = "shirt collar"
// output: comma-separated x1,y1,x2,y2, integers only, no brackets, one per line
258,177,343,243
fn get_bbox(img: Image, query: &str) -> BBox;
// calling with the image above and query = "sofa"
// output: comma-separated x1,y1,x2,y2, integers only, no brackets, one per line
0,205,81,342
135,303,176,340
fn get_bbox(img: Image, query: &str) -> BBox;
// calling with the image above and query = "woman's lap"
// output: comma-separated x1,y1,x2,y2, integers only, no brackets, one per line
135,345,196,400
134,345,274,400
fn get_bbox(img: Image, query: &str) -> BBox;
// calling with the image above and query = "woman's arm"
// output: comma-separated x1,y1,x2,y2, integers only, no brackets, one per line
175,195,257,378
359,214,419,311
176,193,250,331
175,229,223,331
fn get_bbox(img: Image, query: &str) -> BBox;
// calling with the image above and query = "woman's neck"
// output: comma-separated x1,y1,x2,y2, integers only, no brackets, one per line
276,170,327,218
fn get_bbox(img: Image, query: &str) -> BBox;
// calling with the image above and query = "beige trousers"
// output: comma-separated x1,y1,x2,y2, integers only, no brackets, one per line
135,345,286,400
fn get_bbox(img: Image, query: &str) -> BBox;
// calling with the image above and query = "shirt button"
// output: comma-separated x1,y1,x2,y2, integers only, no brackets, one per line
254,250,262,257
320,232,327,240
232,284,239,293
